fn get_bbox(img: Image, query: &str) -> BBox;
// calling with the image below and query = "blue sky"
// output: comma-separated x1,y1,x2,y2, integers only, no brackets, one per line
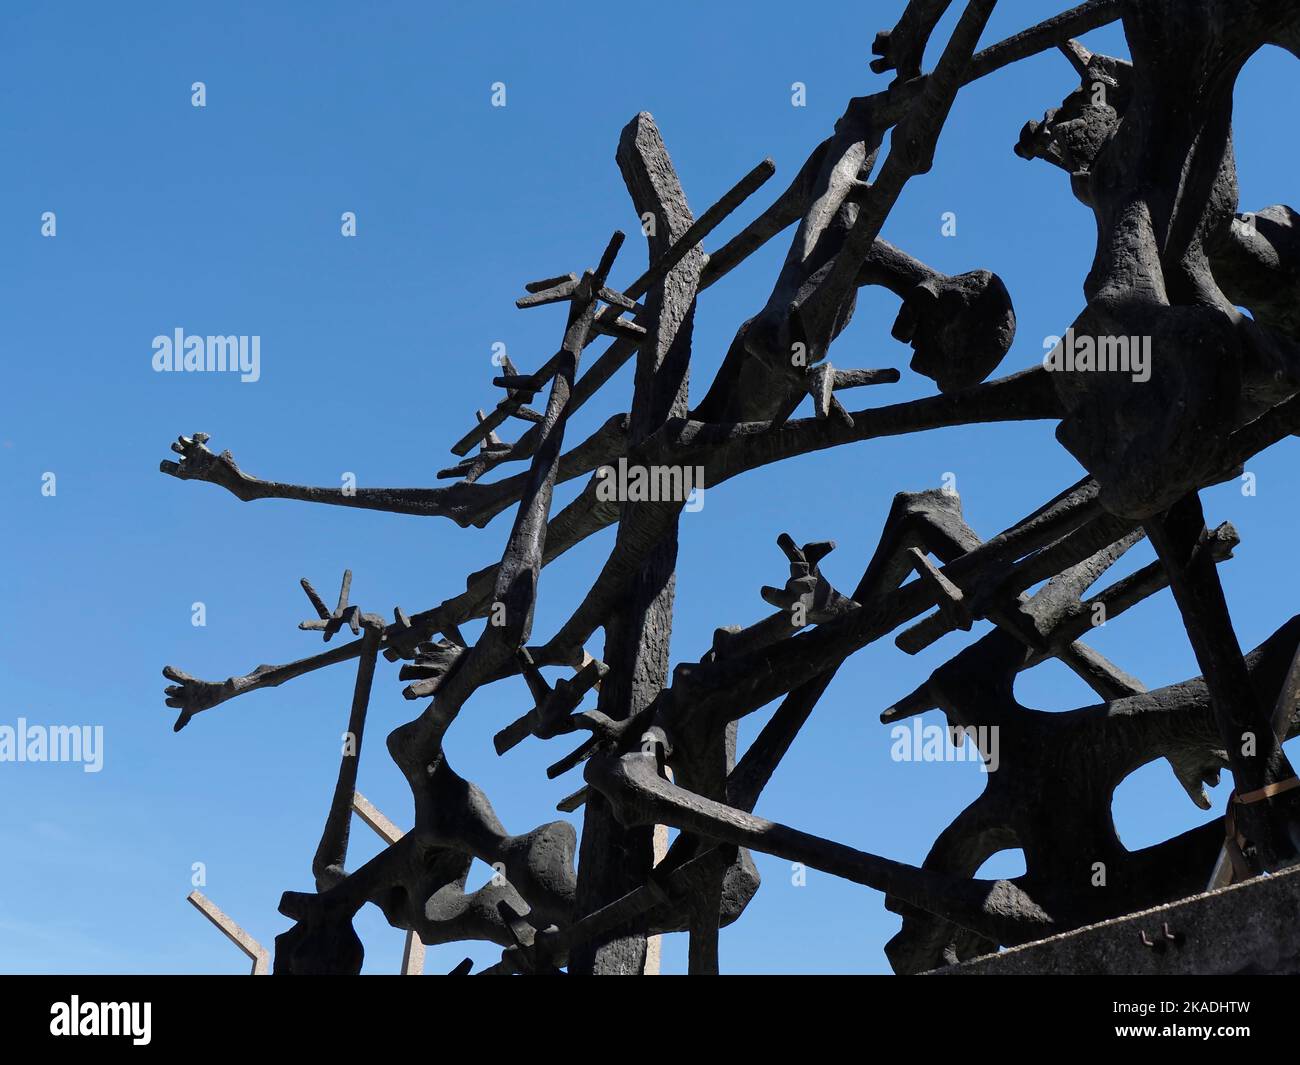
3,1,1299,975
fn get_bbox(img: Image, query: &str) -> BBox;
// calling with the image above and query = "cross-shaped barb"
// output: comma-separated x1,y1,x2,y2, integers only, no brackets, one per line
774,363,902,429
490,352,545,423
449,231,631,461
438,406,519,482
494,648,609,755
514,229,638,327
905,546,973,633
299,570,362,642
517,272,647,343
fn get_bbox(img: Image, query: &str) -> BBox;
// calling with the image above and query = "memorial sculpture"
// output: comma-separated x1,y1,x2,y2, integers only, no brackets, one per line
157,0,1300,973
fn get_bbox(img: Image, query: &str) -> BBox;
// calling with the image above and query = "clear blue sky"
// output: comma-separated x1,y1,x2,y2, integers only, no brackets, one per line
3,1,1298,975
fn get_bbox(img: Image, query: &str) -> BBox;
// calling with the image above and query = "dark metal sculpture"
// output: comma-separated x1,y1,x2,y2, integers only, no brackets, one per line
158,0,1300,974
